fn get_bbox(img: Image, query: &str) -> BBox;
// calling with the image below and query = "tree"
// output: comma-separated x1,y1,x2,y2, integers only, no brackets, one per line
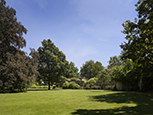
64,61,80,78
112,59,135,82
96,69,110,86
38,39,67,90
120,0,153,90
107,56,122,69
80,60,104,79
0,0,39,92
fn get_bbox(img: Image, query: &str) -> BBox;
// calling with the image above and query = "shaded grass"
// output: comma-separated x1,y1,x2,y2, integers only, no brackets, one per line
0,89,153,115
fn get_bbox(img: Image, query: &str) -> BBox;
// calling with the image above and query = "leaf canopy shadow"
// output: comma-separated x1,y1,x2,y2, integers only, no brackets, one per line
71,92,153,115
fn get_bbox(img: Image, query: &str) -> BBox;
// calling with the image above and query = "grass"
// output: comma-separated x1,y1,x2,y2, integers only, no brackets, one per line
0,89,153,115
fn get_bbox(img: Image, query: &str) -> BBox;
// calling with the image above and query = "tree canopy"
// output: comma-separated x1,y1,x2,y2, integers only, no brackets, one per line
38,39,67,90
80,60,104,79
64,61,80,78
0,0,39,92
120,0,153,90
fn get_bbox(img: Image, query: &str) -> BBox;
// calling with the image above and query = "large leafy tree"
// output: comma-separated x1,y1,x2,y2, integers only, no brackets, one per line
80,60,104,79
65,61,80,78
112,59,136,82
0,0,39,92
107,56,122,69
121,0,153,90
38,39,67,90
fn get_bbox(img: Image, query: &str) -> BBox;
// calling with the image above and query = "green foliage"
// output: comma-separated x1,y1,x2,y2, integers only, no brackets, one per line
38,39,67,90
91,85,101,90
52,85,56,89
84,83,90,89
65,61,80,78
62,81,69,89
80,60,104,79
104,85,115,90
0,0,39,92
69,82,80,89
96,69,111,85
112,59,136,82
87,78,97,86
62,81,80,89
107,56,122,69
59,76,67,84
121,0,153,90
70,77,77,81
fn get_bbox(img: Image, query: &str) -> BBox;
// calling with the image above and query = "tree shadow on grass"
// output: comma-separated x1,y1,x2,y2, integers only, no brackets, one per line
71,92,153,115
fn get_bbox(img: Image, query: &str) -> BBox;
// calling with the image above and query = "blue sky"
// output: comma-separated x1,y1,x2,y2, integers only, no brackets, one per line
6,0,137,69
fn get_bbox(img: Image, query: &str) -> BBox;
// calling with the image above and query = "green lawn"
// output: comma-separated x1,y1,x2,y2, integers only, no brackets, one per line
0,89,153,115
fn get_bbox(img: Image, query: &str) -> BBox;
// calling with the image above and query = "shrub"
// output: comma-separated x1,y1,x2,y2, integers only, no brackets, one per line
31,84,37,88
52,85,56,89
87,78,97,86
84,84,90,89
62,81,69,89
69,82,80,89
42,86,48,88
104,85,115,90
62,81,80,89
91,85,101,90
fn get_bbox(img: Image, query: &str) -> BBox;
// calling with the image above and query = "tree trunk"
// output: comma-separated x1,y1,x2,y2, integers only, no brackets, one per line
48,82,51,90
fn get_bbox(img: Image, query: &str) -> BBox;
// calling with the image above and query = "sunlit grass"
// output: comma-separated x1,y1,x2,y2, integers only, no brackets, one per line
0,89,153,115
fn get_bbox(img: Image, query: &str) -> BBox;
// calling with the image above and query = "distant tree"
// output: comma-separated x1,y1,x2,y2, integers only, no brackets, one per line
107,56,122,69
120,0,153,90
80,60,104,79
0,0,39,92
65,61,80,78
106,55,123,83
38,39,67,90
96,69,110,86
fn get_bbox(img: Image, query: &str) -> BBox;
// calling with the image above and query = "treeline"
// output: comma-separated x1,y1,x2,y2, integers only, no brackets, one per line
0,0,153,92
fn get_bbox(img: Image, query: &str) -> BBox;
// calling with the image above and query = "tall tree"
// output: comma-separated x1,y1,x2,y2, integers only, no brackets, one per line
0,0,39,92
107,56,122,69
120,0,153,90
80,60,104,79
65,61,80,78
38,39,66,90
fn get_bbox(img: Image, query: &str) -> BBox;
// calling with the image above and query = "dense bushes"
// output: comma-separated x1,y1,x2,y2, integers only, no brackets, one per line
62,81,80,89
91,85,101,89
62,81,69,89
84,84,90,89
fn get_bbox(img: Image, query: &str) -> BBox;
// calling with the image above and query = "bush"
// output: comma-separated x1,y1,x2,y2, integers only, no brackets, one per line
69,82,80,89
52,85,56,89
87,78,96,86
91,85,101,90
84,84,90,89
62,81,80,89
104,85,115,90
42,86,48,88
31,84,37,88
62,81,69,89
